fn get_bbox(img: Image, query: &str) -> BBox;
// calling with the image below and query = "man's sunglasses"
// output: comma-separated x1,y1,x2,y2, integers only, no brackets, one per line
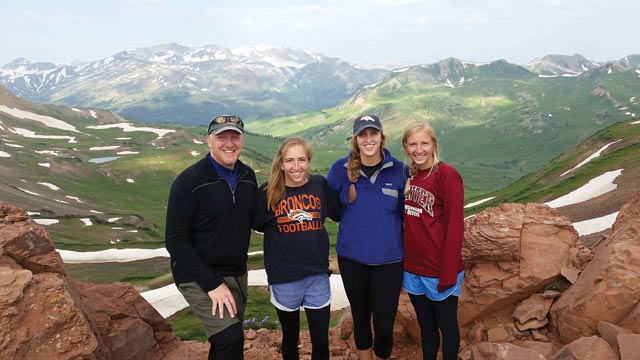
210,115,244,125
208,115,244,134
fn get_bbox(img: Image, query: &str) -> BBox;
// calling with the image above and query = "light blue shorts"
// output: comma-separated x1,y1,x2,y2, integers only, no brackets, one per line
269,273,331,311
403,271,464,301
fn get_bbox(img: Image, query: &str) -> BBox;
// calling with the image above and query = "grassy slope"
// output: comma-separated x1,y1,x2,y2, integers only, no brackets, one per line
463,118,640,214
3,73,639,339
0,102,287,246
247,67,640,195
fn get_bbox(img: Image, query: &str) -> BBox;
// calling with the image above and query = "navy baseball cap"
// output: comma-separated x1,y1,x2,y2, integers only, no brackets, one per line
353,114,382,135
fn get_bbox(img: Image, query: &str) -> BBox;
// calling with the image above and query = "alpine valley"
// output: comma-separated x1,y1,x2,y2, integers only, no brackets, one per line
2,46,640,193
2,45,640,352
0,44,388,124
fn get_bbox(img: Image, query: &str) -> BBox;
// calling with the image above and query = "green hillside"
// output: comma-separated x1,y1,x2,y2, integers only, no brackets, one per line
463,118,640,215
0,90,288,249
246,60,640,195
3,81,639,341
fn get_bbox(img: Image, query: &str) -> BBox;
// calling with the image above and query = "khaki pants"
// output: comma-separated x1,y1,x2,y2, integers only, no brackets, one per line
177,273,248,338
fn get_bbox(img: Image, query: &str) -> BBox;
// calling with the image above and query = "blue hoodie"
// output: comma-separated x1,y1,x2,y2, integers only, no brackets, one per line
327,148,407,265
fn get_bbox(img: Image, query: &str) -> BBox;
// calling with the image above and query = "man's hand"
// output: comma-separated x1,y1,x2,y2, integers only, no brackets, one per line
208,283,237,319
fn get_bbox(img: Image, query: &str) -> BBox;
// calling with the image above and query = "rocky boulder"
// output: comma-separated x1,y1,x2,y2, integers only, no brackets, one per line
618,333,640,360
597,320,631,351
550,192,640,343
550,336,617,360
512,293,553,331
468,342,546,360
618,302,640,333
0,202,182,359
72,280,179,359
460,203,590,326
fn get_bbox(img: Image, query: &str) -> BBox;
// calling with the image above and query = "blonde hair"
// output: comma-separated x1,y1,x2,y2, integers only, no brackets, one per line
267,137,312,211
346,132,386,203
402,122,440,194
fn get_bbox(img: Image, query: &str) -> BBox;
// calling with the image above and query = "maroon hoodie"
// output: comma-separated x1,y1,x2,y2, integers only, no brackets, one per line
403,162,464,292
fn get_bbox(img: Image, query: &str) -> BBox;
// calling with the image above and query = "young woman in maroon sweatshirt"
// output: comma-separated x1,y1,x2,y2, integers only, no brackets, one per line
401,122,465,360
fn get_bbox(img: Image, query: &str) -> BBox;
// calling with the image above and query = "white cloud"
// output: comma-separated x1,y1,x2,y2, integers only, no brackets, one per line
2,0,639,67
19,9,45,22
462,13,489,26
374,0,422,4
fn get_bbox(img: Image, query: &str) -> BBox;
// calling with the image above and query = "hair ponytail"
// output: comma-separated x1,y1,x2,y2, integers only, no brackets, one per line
404,162,420,196
347,137,362,203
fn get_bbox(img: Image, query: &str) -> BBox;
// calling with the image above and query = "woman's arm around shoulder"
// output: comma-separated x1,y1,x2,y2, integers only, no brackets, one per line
317,174,342,222
252,182,269,232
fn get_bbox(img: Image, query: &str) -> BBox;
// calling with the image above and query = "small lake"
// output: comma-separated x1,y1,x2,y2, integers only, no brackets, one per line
89,156,119,164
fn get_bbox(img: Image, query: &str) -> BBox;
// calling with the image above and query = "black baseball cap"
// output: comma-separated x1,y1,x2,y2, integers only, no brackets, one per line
208,115,244,135
353,114,382,135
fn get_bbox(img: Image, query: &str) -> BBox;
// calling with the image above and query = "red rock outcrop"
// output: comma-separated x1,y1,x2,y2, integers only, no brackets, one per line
618,333,640,360
618,302,640,333
550,335,618,360
72,280,179,359
5,194,639,359
459,203,590,326
597,320,631,351
550,192,640,343
0,202,182,359
468,342,546,360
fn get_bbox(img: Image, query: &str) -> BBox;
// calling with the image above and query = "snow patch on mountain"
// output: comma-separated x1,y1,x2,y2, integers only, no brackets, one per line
572,211,618,236
35,150,61,156
232,44,325,68
560,140,621,177
90,146,120,151
37,182,60,191
32,219,59,225
17,187,43,197
545,169,622,208
464,196,496,209
9,127,77,143
0,105,79,132
64,195,81,203
86,123,175,139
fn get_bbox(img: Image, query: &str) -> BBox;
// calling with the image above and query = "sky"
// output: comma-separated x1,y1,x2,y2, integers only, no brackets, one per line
1,0,638,68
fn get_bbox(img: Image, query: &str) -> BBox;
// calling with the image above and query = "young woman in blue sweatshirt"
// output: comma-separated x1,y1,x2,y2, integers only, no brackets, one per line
255,137,340,360
326,115,407,360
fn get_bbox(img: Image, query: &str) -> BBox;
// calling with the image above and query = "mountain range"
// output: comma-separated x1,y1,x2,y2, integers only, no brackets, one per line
1,80,638,240
1,44,638,126
0,44,387,124
2,77,639,333
247,56,640,192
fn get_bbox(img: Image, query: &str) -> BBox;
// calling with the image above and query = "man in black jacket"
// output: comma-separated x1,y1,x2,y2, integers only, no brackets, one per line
165,115,257,359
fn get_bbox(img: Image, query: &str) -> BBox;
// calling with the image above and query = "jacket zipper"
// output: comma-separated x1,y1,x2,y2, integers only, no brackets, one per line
224,181,236,204
229,168,255,204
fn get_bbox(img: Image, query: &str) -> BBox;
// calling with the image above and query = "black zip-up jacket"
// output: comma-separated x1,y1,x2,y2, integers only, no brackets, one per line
165,155,257,292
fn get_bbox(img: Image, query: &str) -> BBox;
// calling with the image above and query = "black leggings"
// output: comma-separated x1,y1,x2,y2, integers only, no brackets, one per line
408,294,460,360
338,256,403,359
276,305,330,360
208,322,244,360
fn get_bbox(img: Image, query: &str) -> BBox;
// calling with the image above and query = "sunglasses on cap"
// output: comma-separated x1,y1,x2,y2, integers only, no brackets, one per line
208,115,244,135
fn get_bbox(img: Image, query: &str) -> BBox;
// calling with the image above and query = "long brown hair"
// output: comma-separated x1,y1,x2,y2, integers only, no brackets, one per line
402,122,440,194
346,132,386,203
267,137,312,211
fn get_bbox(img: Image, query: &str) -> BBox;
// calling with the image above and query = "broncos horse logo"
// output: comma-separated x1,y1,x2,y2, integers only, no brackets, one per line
287,209,313,223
